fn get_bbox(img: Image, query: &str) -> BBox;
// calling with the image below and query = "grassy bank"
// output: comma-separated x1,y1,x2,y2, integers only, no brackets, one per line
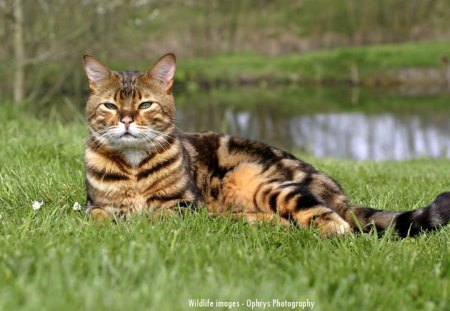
1,107,449,311
173,41,450,87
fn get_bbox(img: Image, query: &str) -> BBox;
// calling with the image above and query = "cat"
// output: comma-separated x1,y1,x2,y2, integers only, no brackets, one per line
82,53,450,237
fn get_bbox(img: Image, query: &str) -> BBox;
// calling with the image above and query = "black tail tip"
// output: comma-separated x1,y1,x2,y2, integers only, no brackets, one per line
430,192,450,225
395,192,450,238
432,192,450,208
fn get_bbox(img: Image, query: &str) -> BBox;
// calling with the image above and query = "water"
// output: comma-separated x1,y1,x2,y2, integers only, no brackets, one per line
175,87,450,161
288,113,449,160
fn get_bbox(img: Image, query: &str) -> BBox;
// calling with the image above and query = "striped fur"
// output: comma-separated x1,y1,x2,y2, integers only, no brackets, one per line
82,53,450,237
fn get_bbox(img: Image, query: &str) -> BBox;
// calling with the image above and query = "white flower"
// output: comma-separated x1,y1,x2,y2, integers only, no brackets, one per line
32,201,44,210
72,202,82,211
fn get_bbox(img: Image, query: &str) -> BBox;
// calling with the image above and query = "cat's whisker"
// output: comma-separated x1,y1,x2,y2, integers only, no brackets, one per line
137,131,159,149
152,133,171,148
172,123,184,132
89,130,117,150
143,132,168,152
154,133,174,151
141,128,169,147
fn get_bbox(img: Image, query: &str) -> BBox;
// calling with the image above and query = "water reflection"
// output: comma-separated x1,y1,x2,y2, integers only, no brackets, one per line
177,109,450,161
289,113,450,160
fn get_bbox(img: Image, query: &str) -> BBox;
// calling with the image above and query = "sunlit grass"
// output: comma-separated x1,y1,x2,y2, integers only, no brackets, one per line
1,106,449,311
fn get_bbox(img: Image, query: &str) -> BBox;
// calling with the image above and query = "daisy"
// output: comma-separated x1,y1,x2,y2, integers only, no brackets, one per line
72,202,82,211
32,201,44,211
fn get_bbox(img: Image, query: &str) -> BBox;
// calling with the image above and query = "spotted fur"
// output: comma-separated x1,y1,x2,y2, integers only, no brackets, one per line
82,53,450,237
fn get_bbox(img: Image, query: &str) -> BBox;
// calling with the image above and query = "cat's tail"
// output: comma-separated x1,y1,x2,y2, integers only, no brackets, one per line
345,192,450,237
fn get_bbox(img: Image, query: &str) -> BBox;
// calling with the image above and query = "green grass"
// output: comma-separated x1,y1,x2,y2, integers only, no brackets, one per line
1,105,449,311
173,41,450,86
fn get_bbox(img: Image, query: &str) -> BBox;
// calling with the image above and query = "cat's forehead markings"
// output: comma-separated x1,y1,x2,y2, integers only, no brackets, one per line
118,71,142,101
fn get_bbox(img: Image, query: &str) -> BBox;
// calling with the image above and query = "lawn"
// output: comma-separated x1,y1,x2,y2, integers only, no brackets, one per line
0,105,449,311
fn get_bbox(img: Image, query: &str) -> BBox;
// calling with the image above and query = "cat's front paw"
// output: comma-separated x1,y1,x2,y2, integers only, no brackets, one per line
319,216,352,236
306,208,352,237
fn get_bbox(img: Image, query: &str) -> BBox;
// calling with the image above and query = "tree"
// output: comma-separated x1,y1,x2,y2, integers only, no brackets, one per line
13,0,24,104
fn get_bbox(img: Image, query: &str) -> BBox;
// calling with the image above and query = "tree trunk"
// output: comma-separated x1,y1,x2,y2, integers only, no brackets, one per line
13,0,25,104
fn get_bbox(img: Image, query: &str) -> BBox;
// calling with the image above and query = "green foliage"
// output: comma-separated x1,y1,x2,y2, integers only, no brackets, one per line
1,105,449,310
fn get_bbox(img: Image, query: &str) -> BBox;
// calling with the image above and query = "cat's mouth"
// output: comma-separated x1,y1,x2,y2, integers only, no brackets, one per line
120,132,136,139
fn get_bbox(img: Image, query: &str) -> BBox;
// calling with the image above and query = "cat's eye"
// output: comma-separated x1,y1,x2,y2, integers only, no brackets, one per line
138,102,153,109
104,103,118,110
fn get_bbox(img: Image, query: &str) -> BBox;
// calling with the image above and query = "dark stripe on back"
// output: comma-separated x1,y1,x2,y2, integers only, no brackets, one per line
228,137,278,165
302,175,313,186
277,182,320,210
268,192,280,212
186,133,229,179
296,193,320,210
284,190,298,204
275,162,294,180
252,183,264,210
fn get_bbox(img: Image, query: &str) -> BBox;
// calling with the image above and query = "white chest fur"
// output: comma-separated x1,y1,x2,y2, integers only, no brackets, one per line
121,149,148,167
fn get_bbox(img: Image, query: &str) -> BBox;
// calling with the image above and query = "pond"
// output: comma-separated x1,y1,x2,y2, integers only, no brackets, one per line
174,86,450,161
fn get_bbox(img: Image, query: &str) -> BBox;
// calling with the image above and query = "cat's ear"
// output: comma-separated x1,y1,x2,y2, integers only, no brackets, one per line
146,53,176,94
83,55,114,91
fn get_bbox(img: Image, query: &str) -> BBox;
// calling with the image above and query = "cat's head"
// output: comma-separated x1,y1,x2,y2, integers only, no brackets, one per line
82,54,176,151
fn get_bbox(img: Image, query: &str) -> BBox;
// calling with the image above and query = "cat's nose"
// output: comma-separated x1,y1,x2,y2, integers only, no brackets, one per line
121,116,133,129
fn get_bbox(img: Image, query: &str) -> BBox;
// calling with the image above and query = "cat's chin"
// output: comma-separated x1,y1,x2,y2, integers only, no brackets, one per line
109,135,146,150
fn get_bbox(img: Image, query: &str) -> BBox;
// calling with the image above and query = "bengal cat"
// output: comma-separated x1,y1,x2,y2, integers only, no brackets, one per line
82,53,450,237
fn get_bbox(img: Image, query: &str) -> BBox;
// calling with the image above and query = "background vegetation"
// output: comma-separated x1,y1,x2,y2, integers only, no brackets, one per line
1,0,450,107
